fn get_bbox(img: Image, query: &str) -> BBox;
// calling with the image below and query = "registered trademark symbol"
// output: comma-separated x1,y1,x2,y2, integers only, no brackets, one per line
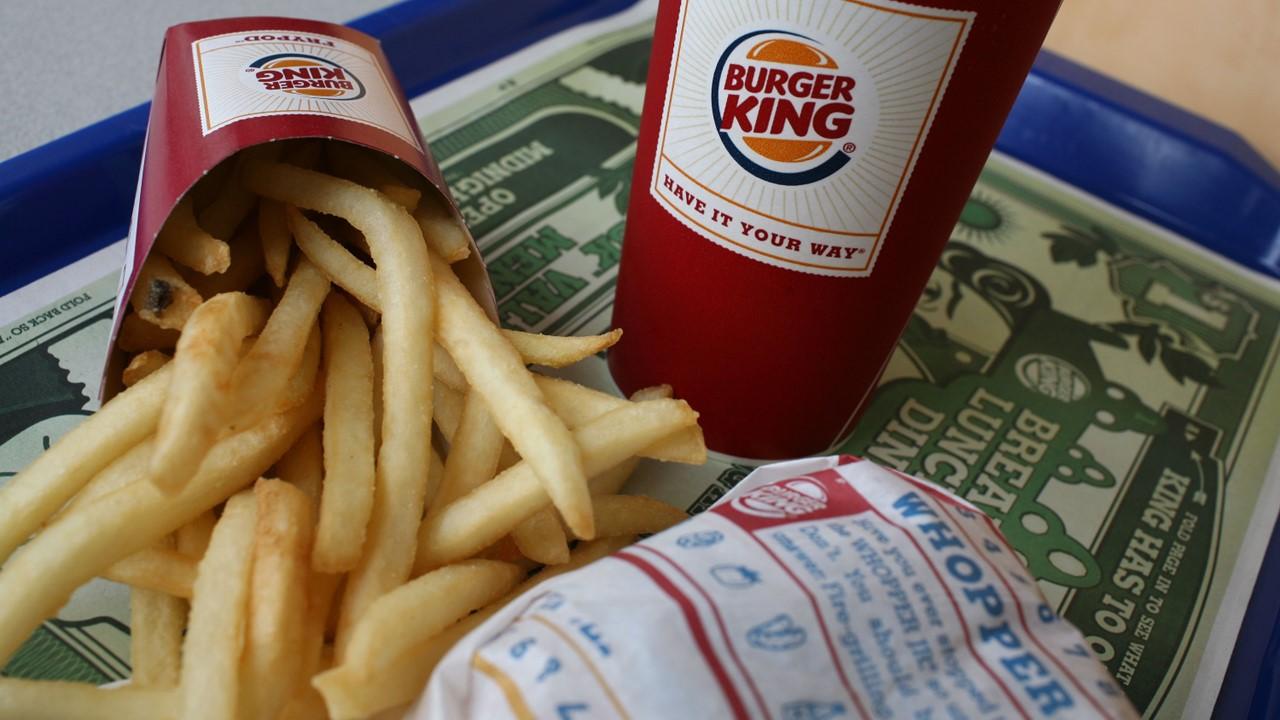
842,142,856,153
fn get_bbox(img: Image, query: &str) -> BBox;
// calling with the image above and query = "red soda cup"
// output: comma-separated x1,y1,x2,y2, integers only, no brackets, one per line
610,0,1062,459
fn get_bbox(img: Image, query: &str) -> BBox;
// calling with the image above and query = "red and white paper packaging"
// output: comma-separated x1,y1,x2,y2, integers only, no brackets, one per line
103,16,494,396
413,456,1140,719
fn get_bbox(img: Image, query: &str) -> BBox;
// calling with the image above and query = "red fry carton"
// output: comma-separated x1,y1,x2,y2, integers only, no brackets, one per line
104,16,495,397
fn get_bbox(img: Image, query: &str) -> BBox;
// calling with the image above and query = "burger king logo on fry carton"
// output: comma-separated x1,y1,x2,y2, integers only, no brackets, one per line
713,33,855,186
244,53,365,100
192,29,421,149
730,478,829,519
650,0,973,277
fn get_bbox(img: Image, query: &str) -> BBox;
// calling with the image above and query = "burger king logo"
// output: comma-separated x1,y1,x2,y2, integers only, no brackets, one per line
730,478,829,520
242,53,365,101
712,31,855,186
193,30,420,148
649,0,973,276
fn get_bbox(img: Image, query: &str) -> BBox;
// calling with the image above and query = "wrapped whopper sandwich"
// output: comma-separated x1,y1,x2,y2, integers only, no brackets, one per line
412,456,1140,719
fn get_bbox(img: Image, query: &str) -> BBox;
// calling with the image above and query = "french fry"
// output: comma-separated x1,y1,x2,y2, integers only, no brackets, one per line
279,323,323,413
586,495,687,539
497,442,521,472
286,209,474,322
371,325,384,451
130,586,186,686
241,480,314,720
177,509,218,559
426,447,445,510
198,146,279,240
313,562,520,717
123,350,171,387
477,534,529,565
0,395,319,664
181,491,257,720
0,362,171,565
60,439,152,517
150,293,270,494
630,384,674,402
432,343,466,390
430,389,504,513
503,328,622,367
512,453,670,561
301,573,341,680
431,335,628,389
155,195,231,274
130,537,186,687
131,255,203,330
327,142,421,211
536,375,707,464
244,163,435,655
198,178,257,241
192,158,234,212
586,457,639,498
432,381,464,444
258,199,292,287
510,390,663,563
227,258,330,423
511,507,569,565
181,225,266,297
281,570,340,719
352,299,379,329
282,139,324,169
117,312,180,352
431,253,594,539
4,136,713,720
286,204,517,374
321,560,520,684
314,295,376,572
276,424,324,509
415,198,470,264
516,534,635,590
279,687,330,720
287,206,379,311
104,546,197,598
0,679,178,720
313,536,632,720
415,398,698,571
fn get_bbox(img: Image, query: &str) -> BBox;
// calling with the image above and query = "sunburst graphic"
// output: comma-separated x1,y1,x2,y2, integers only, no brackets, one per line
954,191,1015,243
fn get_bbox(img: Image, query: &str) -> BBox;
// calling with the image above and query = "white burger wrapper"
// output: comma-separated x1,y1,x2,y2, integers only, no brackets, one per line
411,455,1140,719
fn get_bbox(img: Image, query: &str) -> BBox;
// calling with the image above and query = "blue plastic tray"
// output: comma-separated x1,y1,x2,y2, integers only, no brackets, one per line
1,1,1277,715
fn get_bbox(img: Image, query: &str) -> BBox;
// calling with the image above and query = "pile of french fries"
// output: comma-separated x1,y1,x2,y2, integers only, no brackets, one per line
0,141,705,720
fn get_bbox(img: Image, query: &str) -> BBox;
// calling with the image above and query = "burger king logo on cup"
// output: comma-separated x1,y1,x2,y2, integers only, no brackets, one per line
243,53,366,100
730,478,829,519
712,32,856,187
648,0,972,276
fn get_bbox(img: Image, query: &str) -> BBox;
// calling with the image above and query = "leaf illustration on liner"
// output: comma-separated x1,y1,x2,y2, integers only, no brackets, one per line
1103,319,1220,386
595,174,619,198
1138,332,1158,363
592,162,634,216
1042,224,1121,267
945,276,964,319
614,175,631,215
1160,347,1222,387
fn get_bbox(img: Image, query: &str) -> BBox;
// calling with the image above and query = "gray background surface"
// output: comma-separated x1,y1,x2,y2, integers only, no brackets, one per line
0,0,395,162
